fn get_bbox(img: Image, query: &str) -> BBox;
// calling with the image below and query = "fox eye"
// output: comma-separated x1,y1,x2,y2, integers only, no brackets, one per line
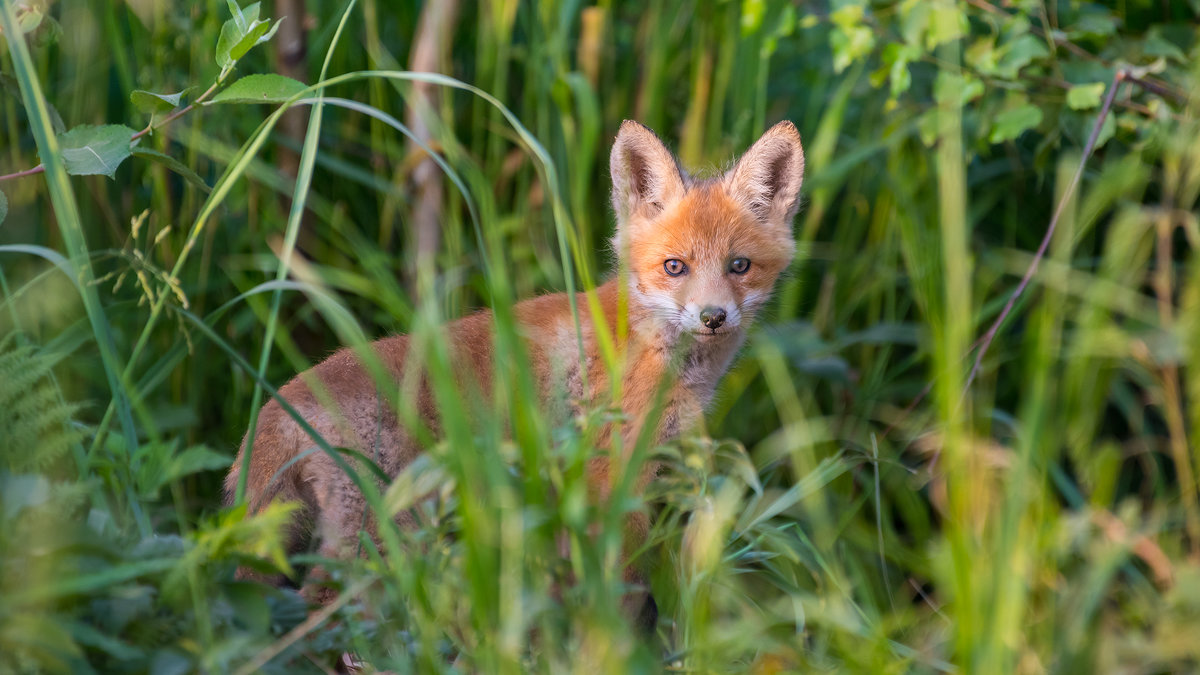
730,258,751,275
664,259,687,277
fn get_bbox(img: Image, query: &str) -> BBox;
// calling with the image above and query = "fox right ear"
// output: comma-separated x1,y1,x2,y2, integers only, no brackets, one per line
723,121,805,227
610,121,687,223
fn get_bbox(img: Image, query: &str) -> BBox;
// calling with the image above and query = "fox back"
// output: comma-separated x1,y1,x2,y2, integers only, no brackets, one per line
224,120,804,620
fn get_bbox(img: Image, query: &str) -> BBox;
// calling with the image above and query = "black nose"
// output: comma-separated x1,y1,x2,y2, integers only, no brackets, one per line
700,306,726,330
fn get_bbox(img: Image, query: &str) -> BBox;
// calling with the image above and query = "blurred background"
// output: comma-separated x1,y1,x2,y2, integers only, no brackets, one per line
2,0,1200,672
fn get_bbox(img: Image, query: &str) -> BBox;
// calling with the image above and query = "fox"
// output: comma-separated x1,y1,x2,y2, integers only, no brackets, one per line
225,119,804,631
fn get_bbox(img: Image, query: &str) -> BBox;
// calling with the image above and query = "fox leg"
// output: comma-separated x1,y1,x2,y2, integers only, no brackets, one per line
298,452,373,605
621,510,658,635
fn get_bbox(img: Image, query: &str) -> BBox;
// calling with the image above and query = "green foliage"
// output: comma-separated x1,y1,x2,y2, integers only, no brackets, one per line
211,74,308,105
129,89,193,115
53,125,138,179
988,101,1043,143
0,340,312,673
862,0,1175,155
215,2,284,77
0,0,1199,672
1066,82,1106,110
0,340,83,472
128,148,211,193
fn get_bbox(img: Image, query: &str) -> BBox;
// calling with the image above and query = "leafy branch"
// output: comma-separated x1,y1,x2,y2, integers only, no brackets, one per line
0,1,290,193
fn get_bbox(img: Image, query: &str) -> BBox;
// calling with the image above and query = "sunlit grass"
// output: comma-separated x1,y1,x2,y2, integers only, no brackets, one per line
1,1,1199,673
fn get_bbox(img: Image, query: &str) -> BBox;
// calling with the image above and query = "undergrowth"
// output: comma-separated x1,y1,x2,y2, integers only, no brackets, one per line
2,0,1200,673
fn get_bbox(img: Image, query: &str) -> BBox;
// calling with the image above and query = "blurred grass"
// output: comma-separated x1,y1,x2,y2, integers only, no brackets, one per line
1,0,1200,673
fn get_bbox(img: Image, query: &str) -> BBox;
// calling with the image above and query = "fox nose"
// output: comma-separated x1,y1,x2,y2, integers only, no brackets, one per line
700,306,726,330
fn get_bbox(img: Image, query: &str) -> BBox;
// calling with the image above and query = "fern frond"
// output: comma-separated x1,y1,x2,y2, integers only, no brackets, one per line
0,343,84,474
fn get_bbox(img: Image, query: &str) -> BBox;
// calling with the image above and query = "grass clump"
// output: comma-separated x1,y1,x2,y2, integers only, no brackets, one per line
1,0,1200,672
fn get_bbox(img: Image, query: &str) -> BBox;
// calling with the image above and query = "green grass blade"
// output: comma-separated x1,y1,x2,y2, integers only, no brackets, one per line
236,0,358,505
0,3,148,535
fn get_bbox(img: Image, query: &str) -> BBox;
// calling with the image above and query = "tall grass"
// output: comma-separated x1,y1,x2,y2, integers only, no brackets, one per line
1,1,1199,673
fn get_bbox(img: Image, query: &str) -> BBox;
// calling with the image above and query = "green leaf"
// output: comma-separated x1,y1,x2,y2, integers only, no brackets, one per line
230,18,280,62
1066,82,1105,110
740,0,767,35
139,444,229,499
129,88,192,114
830,28,875,74
131,147,211,193
829,3,864,28
30,14,62,48
829,5,875,73
989,103,1044,143
994,34,1049,80
224,582,272,633
215,2,282,70
150,649,193,675
934,71,984,106
1,73,65,132
225,0,248,33
67,620,142,662
216,2,260,68
0,188,7,227
965,36,997,74
1068,10,1117,39
165,445,230,484
926,3,967,49
211,74,307,104
54,124,136,179
15,5,43,33
881,43,916,98
1144,29,1186,63
899,0,930,47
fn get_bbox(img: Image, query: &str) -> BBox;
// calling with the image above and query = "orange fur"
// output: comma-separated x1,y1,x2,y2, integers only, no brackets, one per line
224,120,805,619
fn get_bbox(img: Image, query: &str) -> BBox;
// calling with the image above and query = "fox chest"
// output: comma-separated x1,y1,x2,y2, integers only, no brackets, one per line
542,331,742,440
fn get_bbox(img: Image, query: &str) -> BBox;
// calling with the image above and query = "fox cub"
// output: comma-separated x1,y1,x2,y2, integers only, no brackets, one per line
225,120,804,625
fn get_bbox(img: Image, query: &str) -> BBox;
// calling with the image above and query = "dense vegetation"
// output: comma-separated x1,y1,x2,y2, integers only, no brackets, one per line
2,0,1199,672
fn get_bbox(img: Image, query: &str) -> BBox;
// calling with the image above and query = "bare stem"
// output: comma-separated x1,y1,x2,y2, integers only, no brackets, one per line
0,164,45,181
1153,213,1200,558
960,69,1125,399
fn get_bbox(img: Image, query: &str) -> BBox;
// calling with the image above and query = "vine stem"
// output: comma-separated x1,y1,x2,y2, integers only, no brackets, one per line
911,69,1127,475
890,67,1182,457
958,68,1126,402
0,164,45,181
0,80,221,183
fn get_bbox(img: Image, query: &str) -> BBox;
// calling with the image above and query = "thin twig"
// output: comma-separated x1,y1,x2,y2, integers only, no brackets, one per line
878,331,992,442
1028,75,1183,121
0,164,45,181
959,69,1125,400
908,577,947,619
1152,212,1200,557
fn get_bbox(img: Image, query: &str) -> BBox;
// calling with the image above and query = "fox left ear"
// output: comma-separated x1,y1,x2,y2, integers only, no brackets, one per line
610,120,688,224
724,121,805,226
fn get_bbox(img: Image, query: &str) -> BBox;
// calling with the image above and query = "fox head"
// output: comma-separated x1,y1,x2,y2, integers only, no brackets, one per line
610,120,804,342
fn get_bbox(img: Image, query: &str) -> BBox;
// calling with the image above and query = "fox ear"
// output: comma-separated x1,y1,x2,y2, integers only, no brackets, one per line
724,121,805,226
610,120,687,223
